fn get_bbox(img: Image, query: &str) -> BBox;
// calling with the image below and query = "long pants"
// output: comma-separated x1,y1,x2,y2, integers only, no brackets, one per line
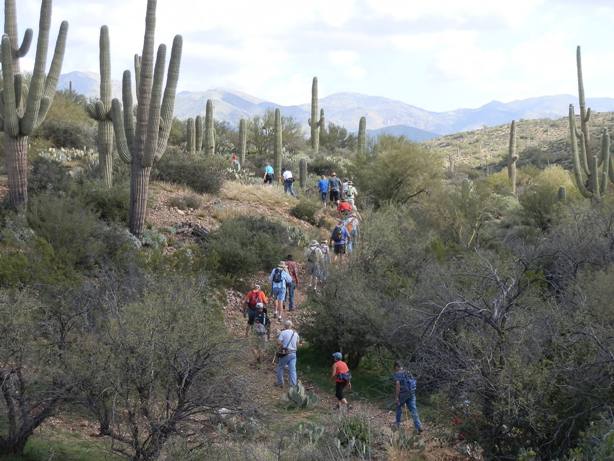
396,394,422,430
284,180,296,196
276,353,297,386
286,282,296,310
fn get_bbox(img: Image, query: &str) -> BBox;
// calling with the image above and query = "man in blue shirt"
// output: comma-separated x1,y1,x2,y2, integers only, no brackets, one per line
328,172,342,205
269,262,293,321
318,175,329,207
263,163,274,185
330,219,350,263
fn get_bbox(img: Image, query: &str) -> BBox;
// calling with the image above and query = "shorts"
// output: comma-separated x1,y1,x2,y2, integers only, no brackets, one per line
335,381,347,401
272,286,286,301
264,174,273,184
246,307,257,325
330,190,340,202
333,244,346,255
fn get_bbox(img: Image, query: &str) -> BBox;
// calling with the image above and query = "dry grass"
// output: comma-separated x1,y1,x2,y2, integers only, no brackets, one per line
221,182,298,210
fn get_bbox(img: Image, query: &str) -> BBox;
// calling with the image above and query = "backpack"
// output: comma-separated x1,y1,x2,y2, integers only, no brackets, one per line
272,268,283,283
254,316,268,335
332,226,344,243
337,371,352,383
307,247,318,263
398,372,417,394
247,291,260,308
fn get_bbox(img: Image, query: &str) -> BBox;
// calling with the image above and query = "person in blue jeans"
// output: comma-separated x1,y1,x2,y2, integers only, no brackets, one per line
393,361,422,433
269,262,293,321
276,320,300,387
318,175,329,207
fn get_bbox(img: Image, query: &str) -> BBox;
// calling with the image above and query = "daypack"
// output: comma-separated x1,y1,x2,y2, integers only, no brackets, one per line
247,291,261,308
337,371,352,383
398,372,417,394
332,226,344,243
272,268,283,283
254,316,268,335
307,247,319,263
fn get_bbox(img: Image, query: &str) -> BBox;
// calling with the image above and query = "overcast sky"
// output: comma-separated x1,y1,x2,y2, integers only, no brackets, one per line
5,0,614,111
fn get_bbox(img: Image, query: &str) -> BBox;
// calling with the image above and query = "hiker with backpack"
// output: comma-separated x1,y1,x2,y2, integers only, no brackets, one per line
242,284,268,338
282,168,296,197
344,213,360,254
284,254,300,311
275,319,300,387
252,303,270,364
318,175,329,207
393,361,423,434
330,219,350,263
337,198,353,214
319,240,331,280
331,352,351,411
305,240,324,290
263,163,274,185
269,262,293,321
345,180,357,208
328,172,342,205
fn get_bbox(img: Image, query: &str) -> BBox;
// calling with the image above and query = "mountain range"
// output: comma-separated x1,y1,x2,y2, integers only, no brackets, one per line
58,71,614,141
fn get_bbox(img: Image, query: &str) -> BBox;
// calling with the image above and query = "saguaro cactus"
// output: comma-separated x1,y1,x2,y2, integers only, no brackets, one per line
195,115,203,153
86,26,114,188
299,158,307,189
1,0,68,209
308,77,324,153
357,116,367,157
239,118,247,166
274,108,282,182
186,118,195,155
576,46,591,161
204,99,215,155
111,0,182,237
569,105,611,200
507,120,518,195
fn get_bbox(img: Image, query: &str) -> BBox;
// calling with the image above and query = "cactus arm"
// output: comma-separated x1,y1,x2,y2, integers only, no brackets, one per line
143,44,166,167
99,26,112,107
15,29,33,58
36,20,68,126
319,108,325,130
569,105,591,198
111,99,131,163
134,54,142,102
121,70,135,151
4,0,32,70
155,35,182,161
600,128,610,198
1,35,19,137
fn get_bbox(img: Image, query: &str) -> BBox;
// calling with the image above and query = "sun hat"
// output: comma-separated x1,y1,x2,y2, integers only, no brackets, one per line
311,240,319,246
332,352,343,361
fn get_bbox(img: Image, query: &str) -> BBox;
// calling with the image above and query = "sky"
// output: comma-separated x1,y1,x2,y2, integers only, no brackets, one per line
5,0,614,111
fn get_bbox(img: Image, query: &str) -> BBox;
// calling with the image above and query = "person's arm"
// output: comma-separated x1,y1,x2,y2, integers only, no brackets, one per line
331,363,337,381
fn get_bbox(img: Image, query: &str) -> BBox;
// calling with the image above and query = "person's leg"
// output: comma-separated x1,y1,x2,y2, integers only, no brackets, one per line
287,354,297,386
407,394,422,431
276,354,289,385
288,282,295,310
395,400,403,427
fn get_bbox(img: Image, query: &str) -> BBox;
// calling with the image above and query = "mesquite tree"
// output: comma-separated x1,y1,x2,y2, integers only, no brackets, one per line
1,0,68,209
86,26,114,188
308,77,324,153
111,0,182,238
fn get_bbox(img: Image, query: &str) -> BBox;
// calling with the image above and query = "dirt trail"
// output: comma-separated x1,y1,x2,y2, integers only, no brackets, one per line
223,267,472,461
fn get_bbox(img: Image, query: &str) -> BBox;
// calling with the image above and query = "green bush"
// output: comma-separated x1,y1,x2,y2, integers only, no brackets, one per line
154,152,227,194
39,119,96,149
308,156,349,178
28,157,72,194
78,180,131,224
290,199,319,225
206,216,290,279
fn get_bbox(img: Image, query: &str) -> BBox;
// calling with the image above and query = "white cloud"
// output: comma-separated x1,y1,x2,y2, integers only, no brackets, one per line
328,50,366,80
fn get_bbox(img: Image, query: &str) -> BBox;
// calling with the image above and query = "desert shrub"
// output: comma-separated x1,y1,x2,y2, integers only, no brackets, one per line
290,198,319,225
336,414,374,458
168,193,203,210
39,119,96,149
28,156,72,194
78,180,131,223
308,156,349,178
206,216,290,278
154,153,226,194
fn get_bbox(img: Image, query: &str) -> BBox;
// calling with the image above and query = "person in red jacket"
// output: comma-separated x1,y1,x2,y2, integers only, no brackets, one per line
242,284,268,337
331,352,351,411
337,199,353,214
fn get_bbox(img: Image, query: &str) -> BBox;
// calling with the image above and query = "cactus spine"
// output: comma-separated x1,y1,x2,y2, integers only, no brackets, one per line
195,115,203,153
204,99,215,155
507,120,518,195
357,116,367,157
274,108,282,182
111,0,183,237
1,0,68,209
299,158,307,189
86,26,114,188
309,77,324,153
239,118,247,166
186,118,195,155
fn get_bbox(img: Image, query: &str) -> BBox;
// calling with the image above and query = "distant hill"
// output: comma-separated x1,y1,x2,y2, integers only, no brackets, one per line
367,124,439,142
57,71,614,139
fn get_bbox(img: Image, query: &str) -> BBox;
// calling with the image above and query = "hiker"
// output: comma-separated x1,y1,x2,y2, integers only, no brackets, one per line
331,352,351,410
328,172,342,205
342,178,350,199
252,303,270,364
337,198,353,214
263,163,274,185
345,180,357,208
305,240,324,290
330,219,350,263
242,284,268,338
393,361,422,434
344,213,360,253
284,254,300,311
269,262,293,321
231,152,241,171
318,175,329,207
282,168,296,197
276,319,300,387
319,240,331,280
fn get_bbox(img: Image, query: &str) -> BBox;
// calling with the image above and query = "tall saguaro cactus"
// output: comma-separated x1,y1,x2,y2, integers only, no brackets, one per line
274,108,282,182
507,120,518,195
576,46,591,160
111,0,183,237
309,77,324,153
1,0,68,209
195,115,203,153
204,99,215,155
186,118,195,155
299,158,307,189
86,26,114,188
239,118,247,166
357,116,367,157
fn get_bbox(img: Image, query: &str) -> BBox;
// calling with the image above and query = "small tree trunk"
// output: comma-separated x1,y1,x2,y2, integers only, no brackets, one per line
99,121,114,188
129,163,152,238
5,136,29,210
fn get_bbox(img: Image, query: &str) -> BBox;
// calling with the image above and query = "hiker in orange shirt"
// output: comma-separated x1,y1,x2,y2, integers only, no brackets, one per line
331,352,351,411
242,284,268,337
